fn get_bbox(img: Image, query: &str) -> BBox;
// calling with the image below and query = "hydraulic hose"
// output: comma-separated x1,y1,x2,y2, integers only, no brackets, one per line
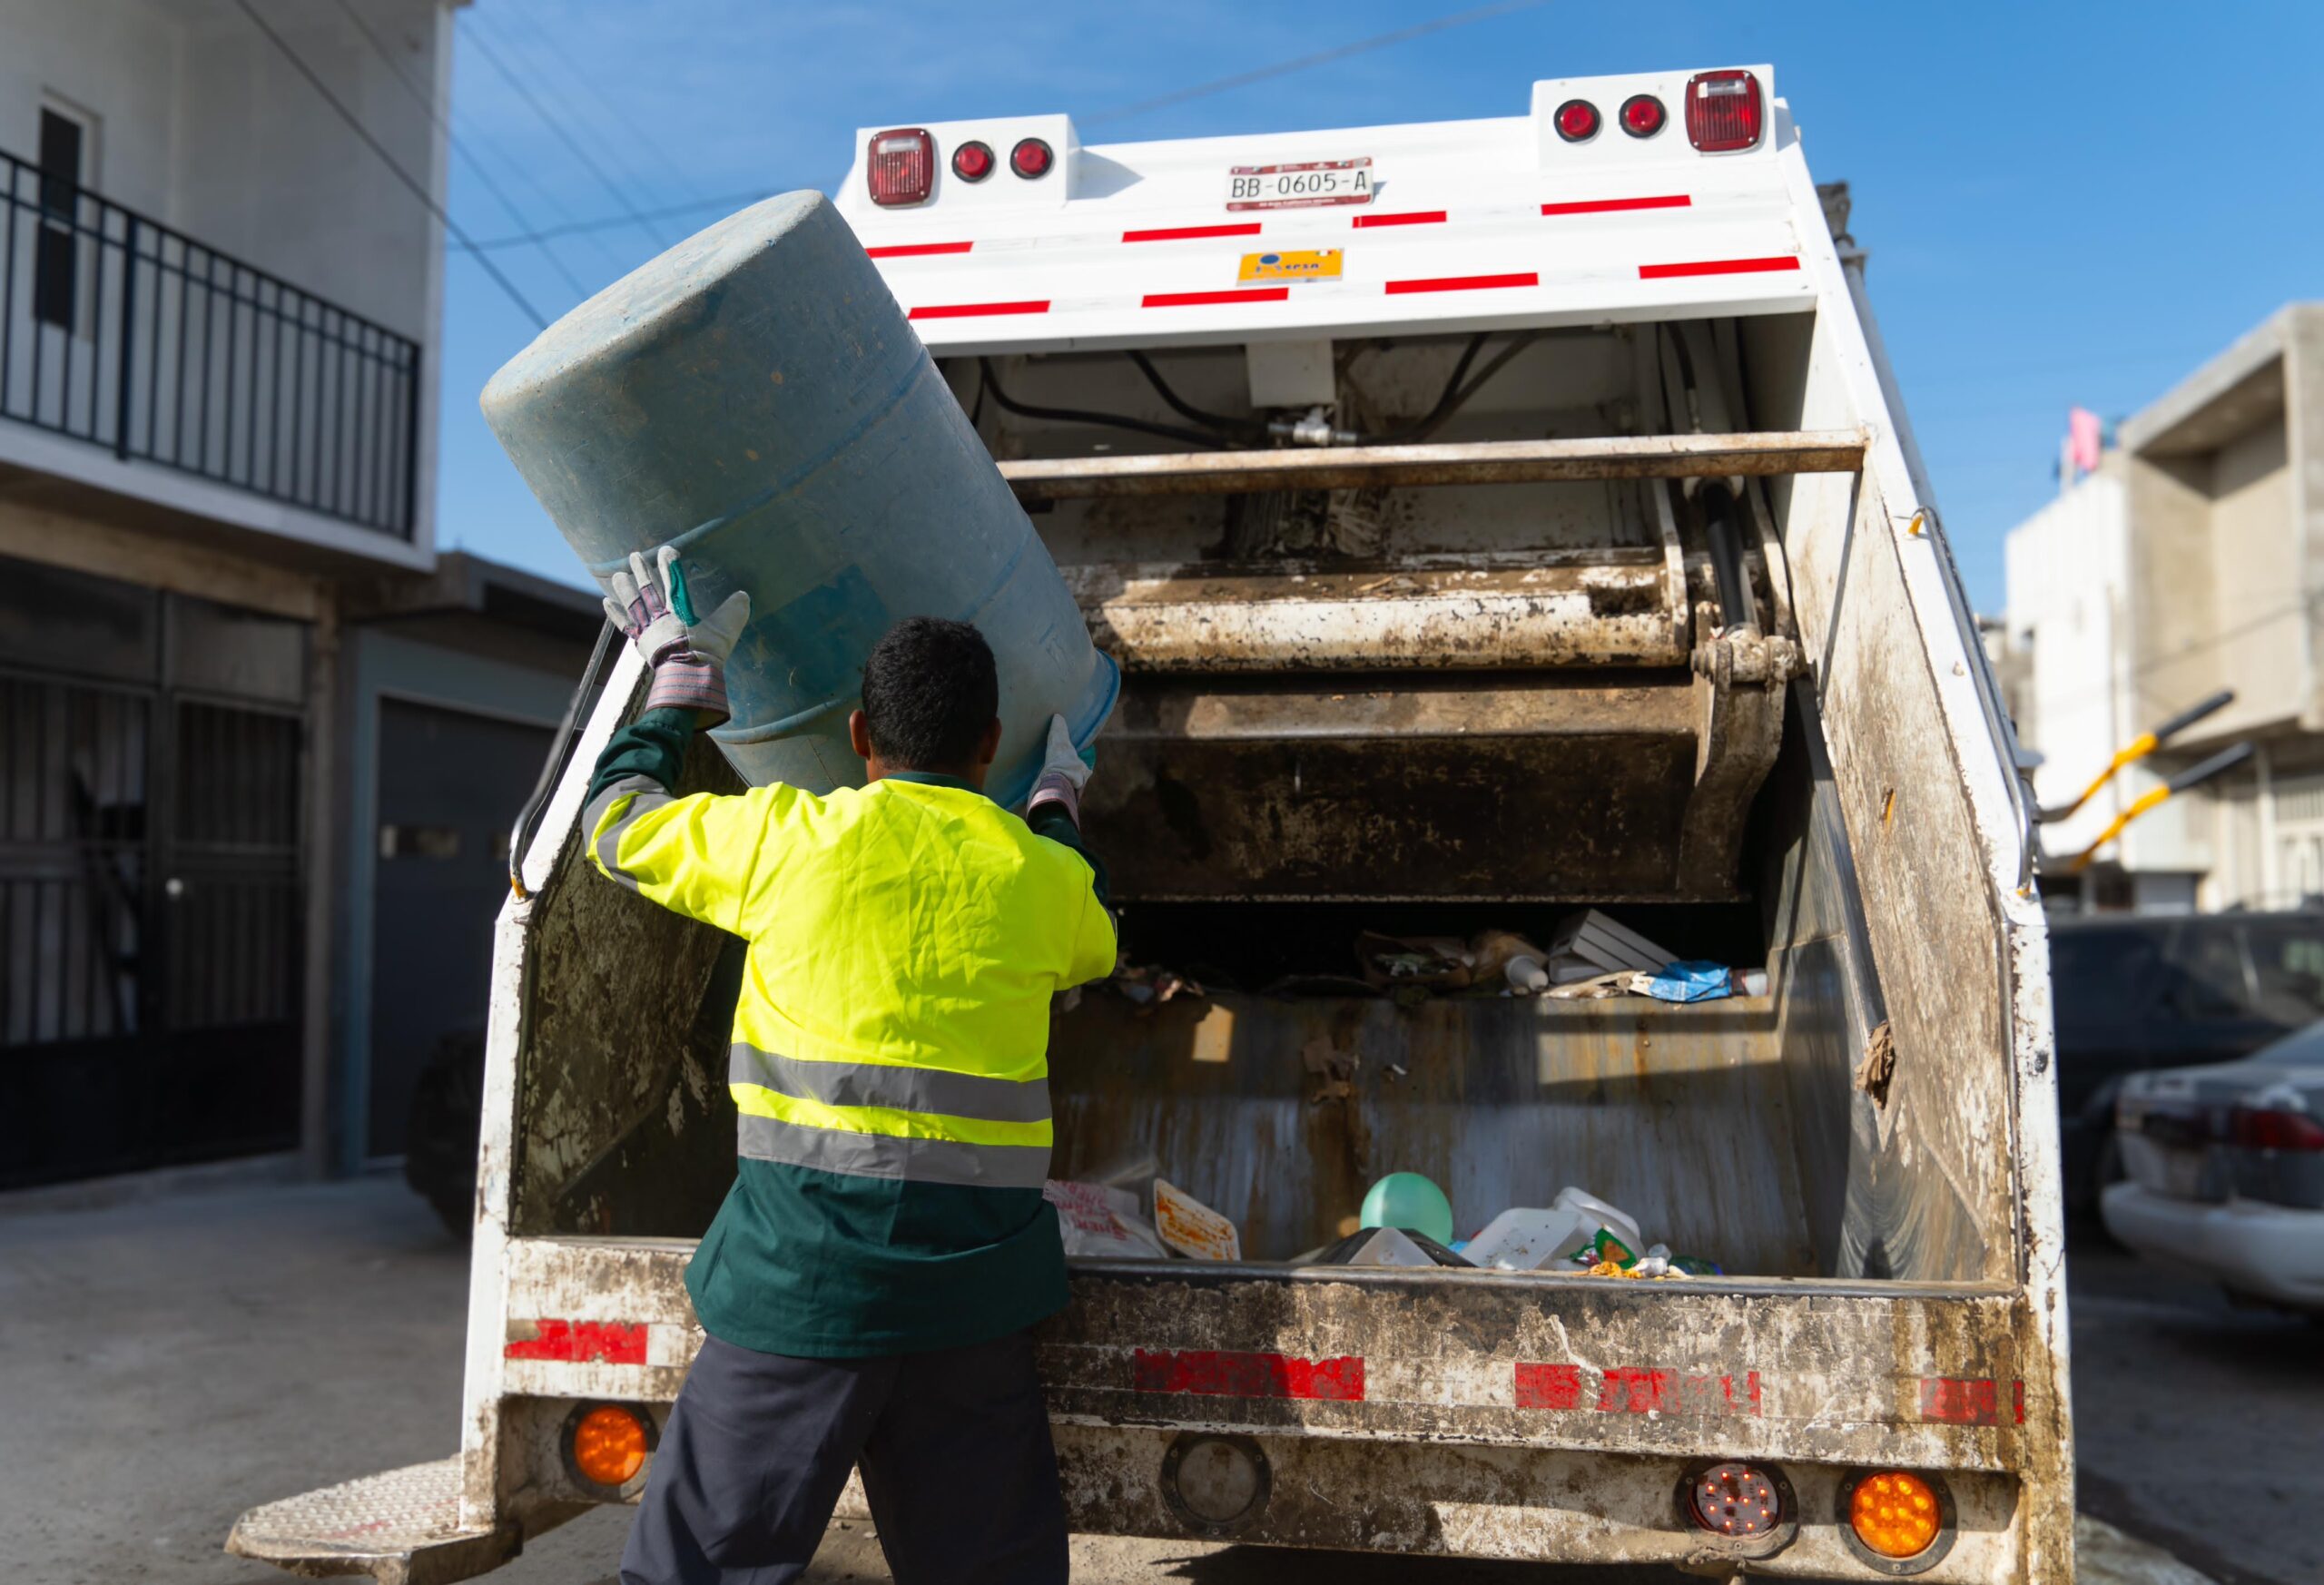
507,615,618,900
1361,331,1548,446
977,358,1238,449
1123,350,1268,439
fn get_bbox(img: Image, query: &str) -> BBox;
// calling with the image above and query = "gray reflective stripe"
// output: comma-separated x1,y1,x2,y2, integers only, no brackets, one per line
585,774,673,893
737,1112,1051,1189
730,1043,1050,1125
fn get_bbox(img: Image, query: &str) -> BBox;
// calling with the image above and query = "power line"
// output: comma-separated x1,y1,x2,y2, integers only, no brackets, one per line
467,188,780,251
438,2,1559,273
459,13,674,248
2025,588,2319,731
327,0,592,299
1083,0,1554,127
497,0,708,216
230,0,548,329
466,5,673,231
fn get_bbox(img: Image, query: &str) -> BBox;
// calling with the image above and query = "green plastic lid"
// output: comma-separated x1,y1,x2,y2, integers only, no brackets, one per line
1358,1172,1454,1245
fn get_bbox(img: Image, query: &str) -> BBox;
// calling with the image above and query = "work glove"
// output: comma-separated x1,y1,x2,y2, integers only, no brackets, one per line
603,546,751,725
1026,714,1096,831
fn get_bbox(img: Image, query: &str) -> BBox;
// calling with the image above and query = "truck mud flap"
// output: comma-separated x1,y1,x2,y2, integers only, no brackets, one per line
225,1457,518,1585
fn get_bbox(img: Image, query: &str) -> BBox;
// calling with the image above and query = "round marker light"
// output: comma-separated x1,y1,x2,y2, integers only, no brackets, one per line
1553,98,1600,143
951,140,995,182
1620,94,1667,137
1849,1470,1943,1560
1687,1462,1783,1537
1010,137,1054,179
570,1404,650,1489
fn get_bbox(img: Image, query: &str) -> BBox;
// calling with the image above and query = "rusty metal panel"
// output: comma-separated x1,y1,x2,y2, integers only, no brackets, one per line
1049,991,1815,1274
1052,1424,2022,1580
509,727,743,1237
1812,485,2014,1285
1041,1266,2045,1468
1000,429,1871,499
1081,673,1714,901
487,1235,2053,1473
1066,550,1687,672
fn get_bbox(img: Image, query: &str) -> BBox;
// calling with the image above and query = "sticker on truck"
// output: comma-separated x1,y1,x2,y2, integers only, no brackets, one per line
1237,249,1344,283
1226,157,1374,211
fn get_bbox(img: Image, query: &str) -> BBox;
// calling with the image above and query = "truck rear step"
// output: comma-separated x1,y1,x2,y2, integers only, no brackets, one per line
224,1458,516,1585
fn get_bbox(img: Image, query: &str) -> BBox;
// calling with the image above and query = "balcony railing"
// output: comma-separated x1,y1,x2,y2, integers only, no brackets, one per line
1,147,421,539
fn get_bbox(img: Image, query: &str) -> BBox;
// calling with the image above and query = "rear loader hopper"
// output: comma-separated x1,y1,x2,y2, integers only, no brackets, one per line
230,66,2071,1583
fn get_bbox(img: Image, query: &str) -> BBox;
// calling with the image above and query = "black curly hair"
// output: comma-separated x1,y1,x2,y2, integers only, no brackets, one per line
859,616,999,772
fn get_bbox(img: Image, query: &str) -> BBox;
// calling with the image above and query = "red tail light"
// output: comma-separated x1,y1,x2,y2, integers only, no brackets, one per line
1687,1462,1784,1536
2230,1106,2324,1151
1010,137,1054,180
951,141,994,182
1620,94,1667,138
864,126,934,205
1685,71,1763,153
1552,99,1600,143
866,128,934,207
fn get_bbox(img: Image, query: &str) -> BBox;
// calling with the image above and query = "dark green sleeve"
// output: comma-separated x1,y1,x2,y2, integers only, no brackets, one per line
1028,804,1108,911
586,706,697,803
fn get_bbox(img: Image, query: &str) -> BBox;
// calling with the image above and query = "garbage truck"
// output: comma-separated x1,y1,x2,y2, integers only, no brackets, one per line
229,65,2071,1582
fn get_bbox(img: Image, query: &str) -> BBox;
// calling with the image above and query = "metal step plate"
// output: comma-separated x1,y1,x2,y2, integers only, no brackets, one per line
226,1457,517,1585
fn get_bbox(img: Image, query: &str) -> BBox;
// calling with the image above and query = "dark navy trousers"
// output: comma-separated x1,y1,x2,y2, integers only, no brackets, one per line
619,1327,1068,1585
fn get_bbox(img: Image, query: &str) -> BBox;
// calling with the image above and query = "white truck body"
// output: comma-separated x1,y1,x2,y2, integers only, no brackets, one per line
230,66,2072,1584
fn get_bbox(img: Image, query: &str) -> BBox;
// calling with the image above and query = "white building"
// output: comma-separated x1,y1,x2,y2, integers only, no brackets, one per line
0,0,455,566
2005,303,2324,914
0,1,602,1190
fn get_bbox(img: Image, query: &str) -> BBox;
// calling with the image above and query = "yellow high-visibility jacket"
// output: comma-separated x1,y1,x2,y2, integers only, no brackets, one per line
583,709,1116,1356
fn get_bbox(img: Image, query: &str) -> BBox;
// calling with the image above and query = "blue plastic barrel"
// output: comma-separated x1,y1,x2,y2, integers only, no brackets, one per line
479,191,1116,804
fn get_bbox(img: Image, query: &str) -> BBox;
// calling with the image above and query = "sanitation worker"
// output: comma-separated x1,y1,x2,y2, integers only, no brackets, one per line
585,548,1114,1585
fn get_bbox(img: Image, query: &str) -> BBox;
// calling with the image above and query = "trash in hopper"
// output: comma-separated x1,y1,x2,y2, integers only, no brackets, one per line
1154,1178,1241,1262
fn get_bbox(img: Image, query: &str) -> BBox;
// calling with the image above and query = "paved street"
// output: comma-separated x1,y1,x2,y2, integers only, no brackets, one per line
0,1174,2298,1584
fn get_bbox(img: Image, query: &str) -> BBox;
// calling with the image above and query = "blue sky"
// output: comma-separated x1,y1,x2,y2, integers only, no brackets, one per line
432,0,2323,614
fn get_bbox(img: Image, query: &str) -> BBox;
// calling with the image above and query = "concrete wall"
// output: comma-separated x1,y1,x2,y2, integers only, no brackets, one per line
2123,451,2232,726
2127,407,2298,742
2296,310,2324,733
2207,419,2297,710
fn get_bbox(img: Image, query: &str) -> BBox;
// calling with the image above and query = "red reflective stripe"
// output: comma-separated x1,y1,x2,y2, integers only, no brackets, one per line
1638,255,1799,280
1517,1363,1762,1416
1541,193,1691,216
863,241,973,259
1121,222,1263,243
1514,1362,1585,1409
1919,1376,2012,1425
906,300,1050,320
1353,210,1446,228
1385,271,1538,295
504,1319,647,1365
2014,1379,2026,1424
1141,287,1291,308
1131,1347,1365,1401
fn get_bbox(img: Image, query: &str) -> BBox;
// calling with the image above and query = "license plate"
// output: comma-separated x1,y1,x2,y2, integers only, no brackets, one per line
1226,157,1374,212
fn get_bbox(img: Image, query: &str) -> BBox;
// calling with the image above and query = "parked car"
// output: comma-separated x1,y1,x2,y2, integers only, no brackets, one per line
2050,911,2324,1208
2102,1020,2324,1314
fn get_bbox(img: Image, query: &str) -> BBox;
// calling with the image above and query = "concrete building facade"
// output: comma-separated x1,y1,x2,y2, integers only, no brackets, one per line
2006,303,2324,913
0,1,599,1189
